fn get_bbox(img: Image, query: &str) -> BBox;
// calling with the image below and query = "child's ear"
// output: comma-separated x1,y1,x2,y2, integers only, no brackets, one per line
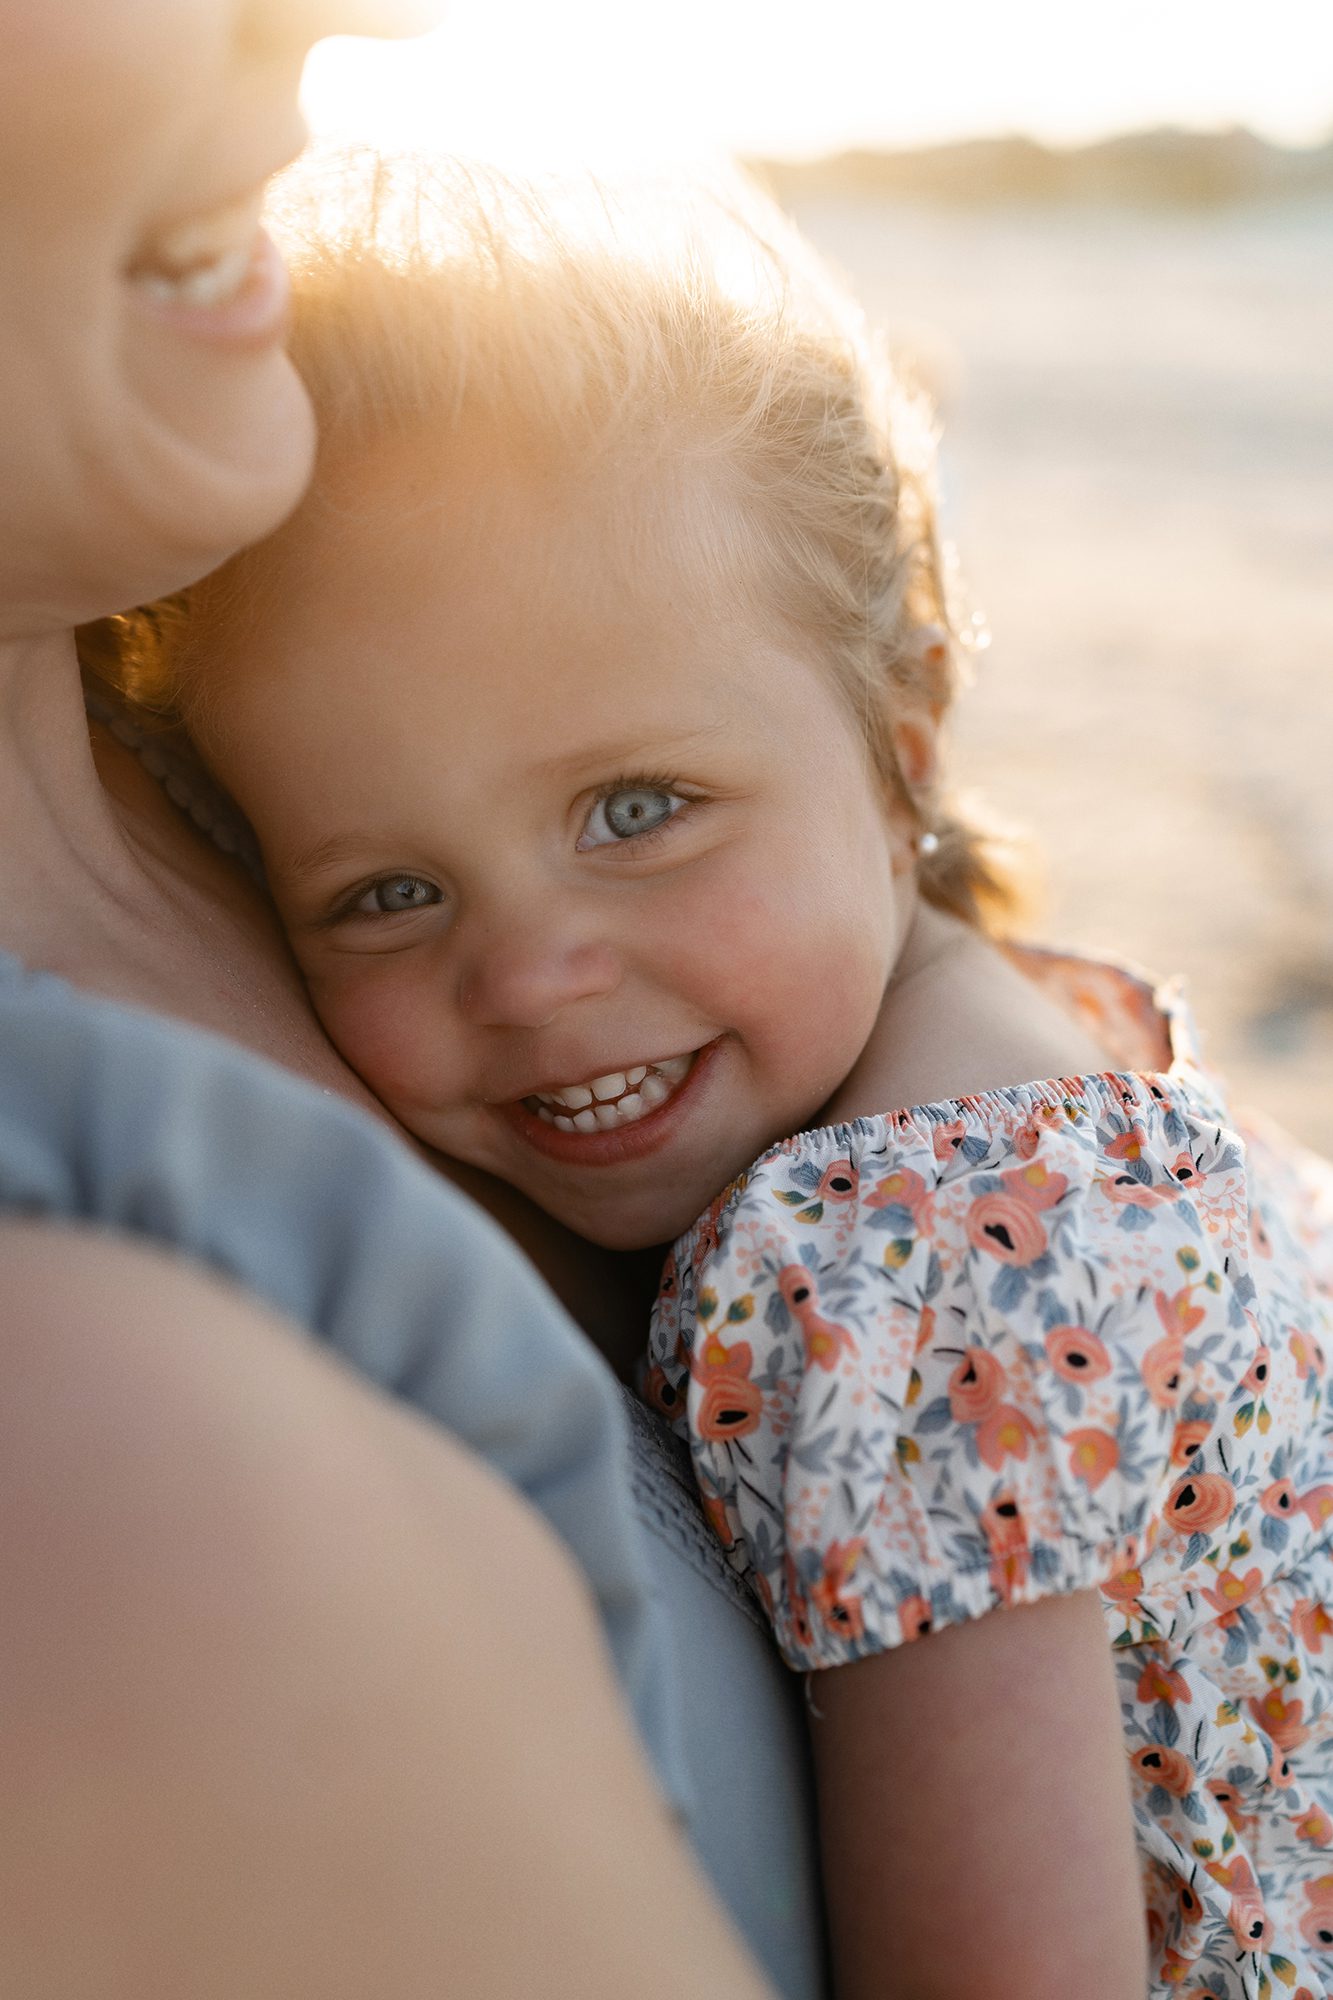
890,708,941,796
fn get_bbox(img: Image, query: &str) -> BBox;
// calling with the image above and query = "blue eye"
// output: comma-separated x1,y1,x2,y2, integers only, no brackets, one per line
580,787,683,848
357,875,441,914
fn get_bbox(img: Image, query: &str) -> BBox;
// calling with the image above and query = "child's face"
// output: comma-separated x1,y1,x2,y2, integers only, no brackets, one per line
201,437,920,1248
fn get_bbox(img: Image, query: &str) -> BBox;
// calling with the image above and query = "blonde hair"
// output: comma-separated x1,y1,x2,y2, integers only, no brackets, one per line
90,149,1022,929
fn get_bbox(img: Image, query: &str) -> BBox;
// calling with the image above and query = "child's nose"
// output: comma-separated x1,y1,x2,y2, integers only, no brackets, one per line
456,926,623,1030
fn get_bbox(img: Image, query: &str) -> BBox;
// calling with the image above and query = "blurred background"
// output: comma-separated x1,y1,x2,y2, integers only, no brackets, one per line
304,1,1333,1146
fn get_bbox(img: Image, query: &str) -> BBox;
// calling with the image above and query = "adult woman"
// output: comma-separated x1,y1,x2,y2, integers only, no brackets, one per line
0,4,821,1991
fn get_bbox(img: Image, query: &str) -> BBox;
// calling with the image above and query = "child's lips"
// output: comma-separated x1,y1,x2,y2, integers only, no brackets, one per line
499,1038,722,1167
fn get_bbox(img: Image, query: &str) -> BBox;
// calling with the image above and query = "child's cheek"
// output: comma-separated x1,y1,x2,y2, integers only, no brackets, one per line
306,958,455,1113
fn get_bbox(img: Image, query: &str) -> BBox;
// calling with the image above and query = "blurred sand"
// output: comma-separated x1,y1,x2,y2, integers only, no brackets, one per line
788,192,1333,1151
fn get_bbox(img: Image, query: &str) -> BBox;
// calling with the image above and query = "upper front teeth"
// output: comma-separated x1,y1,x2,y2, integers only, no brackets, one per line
528,1052,693,1130
128,196,262,305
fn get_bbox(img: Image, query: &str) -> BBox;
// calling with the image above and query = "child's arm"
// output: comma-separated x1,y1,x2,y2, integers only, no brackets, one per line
810,1590,1148,2000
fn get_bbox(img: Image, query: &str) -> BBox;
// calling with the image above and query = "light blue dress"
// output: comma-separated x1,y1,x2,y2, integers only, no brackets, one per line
0,699,827,1996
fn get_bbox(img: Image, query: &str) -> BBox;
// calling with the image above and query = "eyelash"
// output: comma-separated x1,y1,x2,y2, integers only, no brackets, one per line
322,772,698,926
584,771,696,851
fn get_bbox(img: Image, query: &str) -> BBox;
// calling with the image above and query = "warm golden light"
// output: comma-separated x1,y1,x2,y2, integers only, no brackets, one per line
304,0,1332,167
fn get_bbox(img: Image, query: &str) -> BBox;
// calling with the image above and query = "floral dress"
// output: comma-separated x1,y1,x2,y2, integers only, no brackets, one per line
646,949,1333,2000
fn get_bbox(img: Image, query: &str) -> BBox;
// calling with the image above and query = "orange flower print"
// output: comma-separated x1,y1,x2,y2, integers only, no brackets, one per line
1260,1478,1298,1520
931,1117,966,1161
1293,1597,1333,1653
913,1302,936,1356
1227,1891,1273,1953
1199,1567,1263,1625
815,1159,858,1204
1012,1118,1042,1161
643,1362,685,1421
1298,1875,1333,1951
1297,1484,1333,1531
976,1403,1038,1471
1130,1744,1196,1797
1249,1687,1310,1754
864,1165,930,1227
1137,1654,1191,1706
699,1485,739,1551
1067,1426,1119,1491
783,1554,815,1655
1157,1945,1193,1985
810,1539,866,1644
777,1266,856,1373
1156,1284,1207,1341
1240,1345,1271,1395
898,1593,933,1641
688,1333,763,1441
1046,1324,1112,1383
948,1348,1005,1423
1169,1419,1211,1467
1163,1471,1235,1537
1102,1565,1145,1607
1142,1333,1187,1410
965,1190,1048,1265
1291,1328,1323,1380
980,1491,1029,1605
1000,1160,1068,1209
1296,1805,1333,1847
1206,1779,1254,1835
1107,1122,1150,1164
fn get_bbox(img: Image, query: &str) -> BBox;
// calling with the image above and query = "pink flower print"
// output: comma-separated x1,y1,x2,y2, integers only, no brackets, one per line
1000,1159,1069,1210
979,1490,1029,1605
1198,1567,1263,1627
1297,1805,1333,1847
1142,1332,1187,1410
932,1117,966,1161
688,1332,764,1442
699,1485,739,1551
1293,1598,1333,1653
1239,1345,1271,1395
947,1348,1005,1423
964,1190,1048,1265
1067,1426,1119,1491
1166,1151,1200,1188
1297,1484,1333,1531
1249,1686,1310,1754
776,1265,856,1373
810,1539,866,1645
976,1403,1038,1471
1250,1203,1273,1257
1045,1324,1112,1384
814,1158,858,1205
1101,1172,1162,1210
1137,1653,1191,1706
783,1554,815,1656
913,1302,936,1356
1163,1472,1236,1537
1227,1892,1273,1953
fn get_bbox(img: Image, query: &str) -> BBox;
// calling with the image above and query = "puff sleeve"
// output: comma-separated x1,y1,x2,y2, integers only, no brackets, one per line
646,1073,1265,1671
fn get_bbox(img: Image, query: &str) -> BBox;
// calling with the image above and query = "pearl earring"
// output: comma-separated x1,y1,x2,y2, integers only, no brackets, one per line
918,829,940,859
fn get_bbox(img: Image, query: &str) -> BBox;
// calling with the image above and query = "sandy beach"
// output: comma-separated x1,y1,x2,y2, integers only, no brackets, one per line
788,190,1333,1149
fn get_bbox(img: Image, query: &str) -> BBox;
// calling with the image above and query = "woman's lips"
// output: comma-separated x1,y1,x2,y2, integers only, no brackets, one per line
128,224,291,349
499,1039,723,1168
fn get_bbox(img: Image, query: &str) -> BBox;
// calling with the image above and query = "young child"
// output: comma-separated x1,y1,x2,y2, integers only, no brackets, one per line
118,152,1333,2000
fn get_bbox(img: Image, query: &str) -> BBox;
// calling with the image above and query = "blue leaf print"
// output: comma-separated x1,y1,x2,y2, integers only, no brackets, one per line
790,1426,840,1474
1260,1513,1290,1555
1180,1790,1208,1825
764,1289,791,1335
991,1264,1029,1312
1183,1532,1210,1567
915,1395,955,1436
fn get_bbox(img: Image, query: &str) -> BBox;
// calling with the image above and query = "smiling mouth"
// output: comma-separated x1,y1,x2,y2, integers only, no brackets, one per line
522,1051,696,1132
127,192,271,310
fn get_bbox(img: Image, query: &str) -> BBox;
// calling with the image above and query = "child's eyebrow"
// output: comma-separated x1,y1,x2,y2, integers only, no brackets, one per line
285,832,381,884
534,721,730,779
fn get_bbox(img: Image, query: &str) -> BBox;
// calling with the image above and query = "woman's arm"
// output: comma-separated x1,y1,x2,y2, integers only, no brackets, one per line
0,1222,773,2000
810,1592,1147,2000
